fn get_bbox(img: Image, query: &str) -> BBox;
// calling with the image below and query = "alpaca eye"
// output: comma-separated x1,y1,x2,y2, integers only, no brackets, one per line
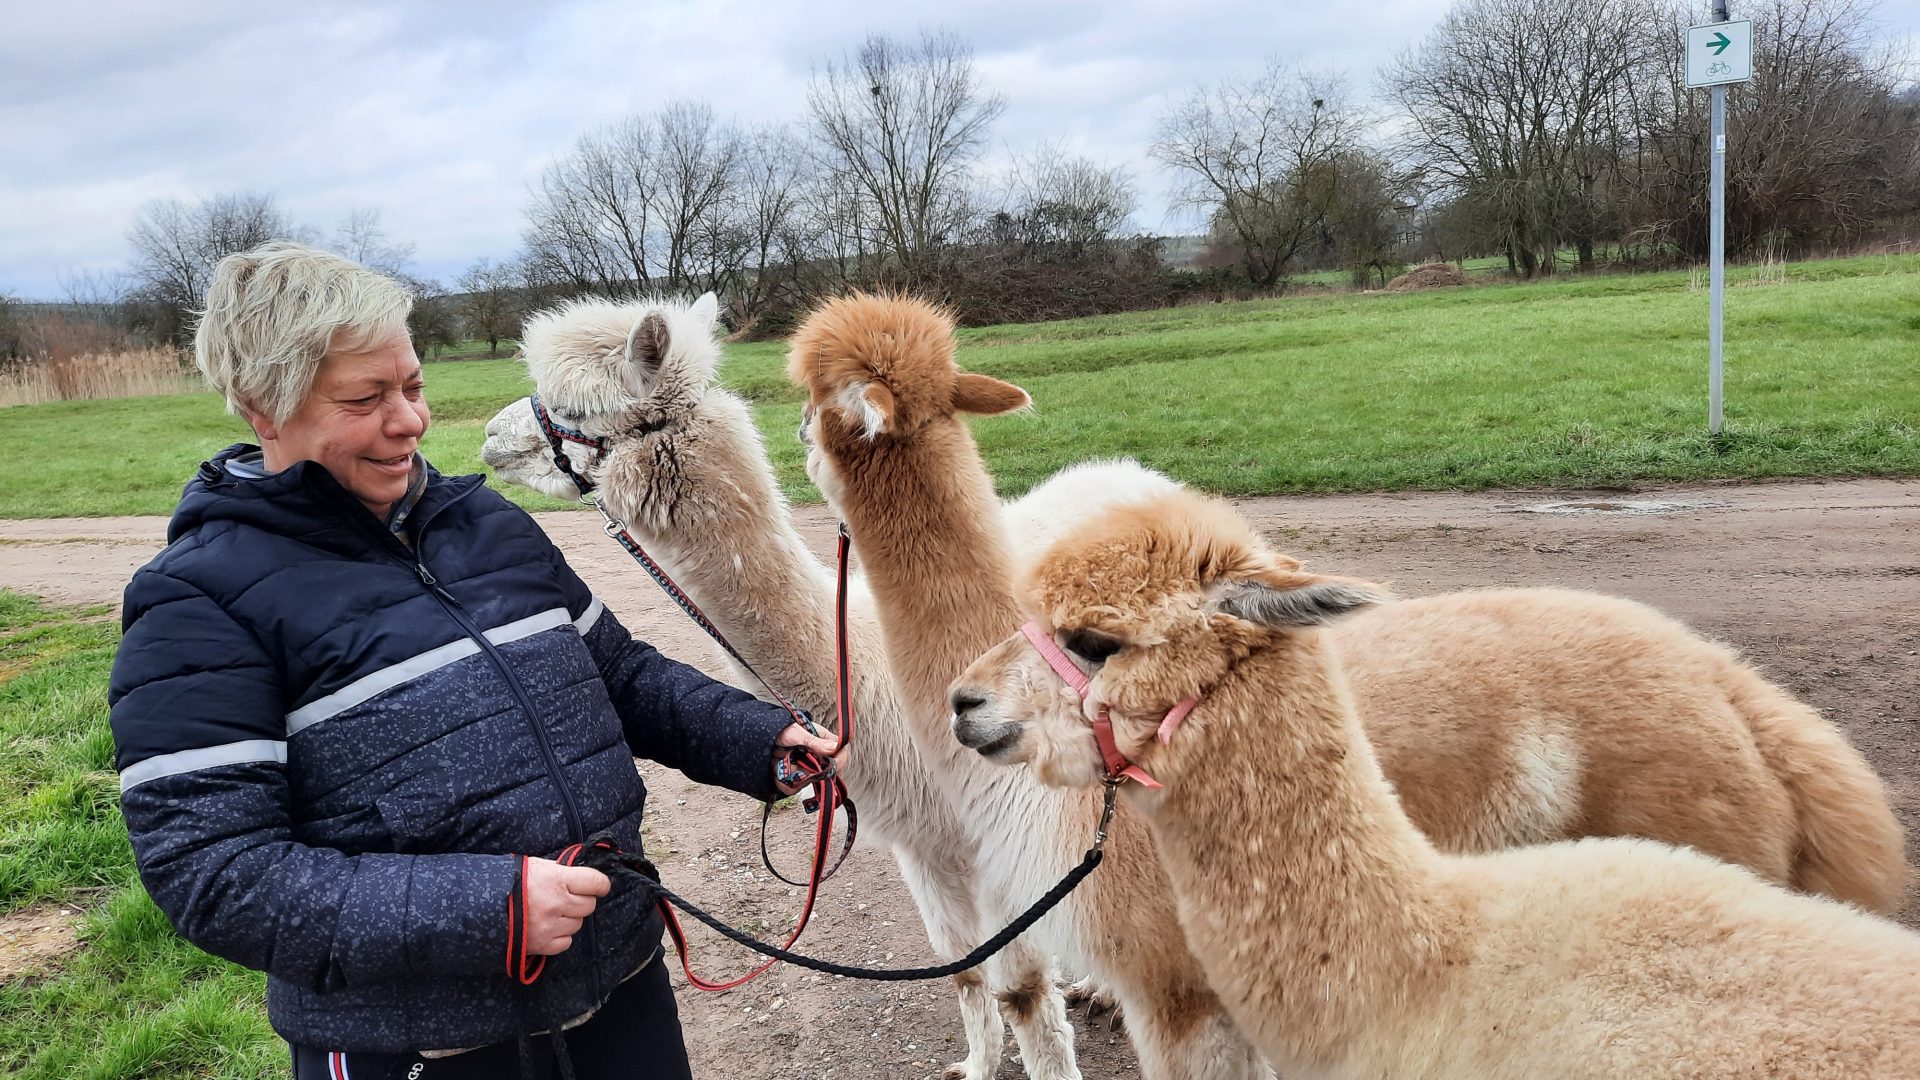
1061,628,1123,664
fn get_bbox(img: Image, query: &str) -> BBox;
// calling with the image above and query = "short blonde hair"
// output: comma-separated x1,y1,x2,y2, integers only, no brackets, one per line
194,241,414,425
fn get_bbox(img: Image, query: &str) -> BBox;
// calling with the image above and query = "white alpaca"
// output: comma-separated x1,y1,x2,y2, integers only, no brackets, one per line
483,295,1169,1080
950,489,1920,1079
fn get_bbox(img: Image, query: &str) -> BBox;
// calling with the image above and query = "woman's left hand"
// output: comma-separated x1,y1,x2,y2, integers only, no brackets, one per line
772,721,842,795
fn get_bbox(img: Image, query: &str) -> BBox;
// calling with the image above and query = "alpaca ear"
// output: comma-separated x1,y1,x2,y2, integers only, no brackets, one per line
690,292,720,327
951,372,1031,416
621,312,669,395
855,381,895,439
1206,567,1390,628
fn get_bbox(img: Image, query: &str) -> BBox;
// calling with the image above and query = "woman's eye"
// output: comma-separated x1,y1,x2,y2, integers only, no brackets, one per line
1061,628,1123,663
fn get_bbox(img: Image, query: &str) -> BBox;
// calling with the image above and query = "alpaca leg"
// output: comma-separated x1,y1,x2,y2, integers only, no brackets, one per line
896,848,1005,1080
989,939,1082,1080
1064,975,1124,1030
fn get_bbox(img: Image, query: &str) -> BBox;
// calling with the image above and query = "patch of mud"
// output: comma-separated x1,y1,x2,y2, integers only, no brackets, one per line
0,902,84,982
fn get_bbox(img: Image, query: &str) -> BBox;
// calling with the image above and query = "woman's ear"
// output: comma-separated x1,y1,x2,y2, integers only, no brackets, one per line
242,406,280,443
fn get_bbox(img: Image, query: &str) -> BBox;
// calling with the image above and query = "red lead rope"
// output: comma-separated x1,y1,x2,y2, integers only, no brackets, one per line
509,522,861,992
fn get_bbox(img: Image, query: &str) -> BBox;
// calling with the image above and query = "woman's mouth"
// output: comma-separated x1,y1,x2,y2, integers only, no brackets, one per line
369,453,414,475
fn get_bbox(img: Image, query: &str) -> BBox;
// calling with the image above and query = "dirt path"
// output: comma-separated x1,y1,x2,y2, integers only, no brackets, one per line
4,477,1916,1078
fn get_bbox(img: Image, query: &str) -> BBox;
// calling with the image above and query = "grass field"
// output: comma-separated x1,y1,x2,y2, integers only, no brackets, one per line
2,253,1915,519
0,594,280,1079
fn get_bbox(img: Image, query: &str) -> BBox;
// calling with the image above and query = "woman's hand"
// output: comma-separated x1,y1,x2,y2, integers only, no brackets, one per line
522,858,612,956
772,721,843,795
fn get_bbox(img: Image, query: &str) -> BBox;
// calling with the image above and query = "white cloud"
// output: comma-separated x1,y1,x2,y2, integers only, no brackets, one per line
2,0,1477,297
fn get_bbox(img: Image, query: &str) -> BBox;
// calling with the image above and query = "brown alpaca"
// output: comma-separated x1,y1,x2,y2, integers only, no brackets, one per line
792,293,1908,1078
791,294,1281,1078
951,490,1920,1078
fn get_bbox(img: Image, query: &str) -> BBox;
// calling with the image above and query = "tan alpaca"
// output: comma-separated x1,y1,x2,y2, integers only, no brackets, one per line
489,293,1091,1080
950,490,1920,1078
790,294,1280,1079
789,293,1908,1078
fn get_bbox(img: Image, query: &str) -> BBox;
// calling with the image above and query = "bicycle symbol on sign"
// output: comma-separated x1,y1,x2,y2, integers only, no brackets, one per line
1707,60,1731,76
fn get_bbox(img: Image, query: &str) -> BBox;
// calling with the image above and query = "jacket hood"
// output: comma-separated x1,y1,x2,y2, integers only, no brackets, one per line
168,443,483,546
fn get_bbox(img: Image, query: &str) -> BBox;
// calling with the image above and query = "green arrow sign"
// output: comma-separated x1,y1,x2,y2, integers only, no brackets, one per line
1708,31,1731,54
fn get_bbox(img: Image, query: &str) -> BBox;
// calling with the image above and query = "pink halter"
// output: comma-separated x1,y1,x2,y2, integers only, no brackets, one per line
1019,621,1199,789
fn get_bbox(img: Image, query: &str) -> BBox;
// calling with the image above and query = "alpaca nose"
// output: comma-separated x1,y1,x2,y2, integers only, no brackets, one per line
951,691,985,718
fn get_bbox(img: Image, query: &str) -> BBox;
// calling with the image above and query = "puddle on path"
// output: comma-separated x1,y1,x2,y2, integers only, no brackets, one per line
1513,499,1726,516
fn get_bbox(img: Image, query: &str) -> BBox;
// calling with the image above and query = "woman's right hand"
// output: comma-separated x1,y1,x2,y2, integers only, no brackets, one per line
522,857,612,955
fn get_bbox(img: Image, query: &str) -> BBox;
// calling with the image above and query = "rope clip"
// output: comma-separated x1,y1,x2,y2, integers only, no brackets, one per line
1093,778,1120,852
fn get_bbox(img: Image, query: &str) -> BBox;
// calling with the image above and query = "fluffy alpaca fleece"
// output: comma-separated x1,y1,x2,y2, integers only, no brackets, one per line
789,294,1909,1078
789,294,1270,1079
493,297,1193,1080
949,489,1920,1079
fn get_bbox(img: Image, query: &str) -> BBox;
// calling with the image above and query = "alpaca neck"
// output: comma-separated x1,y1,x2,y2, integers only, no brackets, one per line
593,391,837,705
1140,634,1461,1068
833,421,1019,720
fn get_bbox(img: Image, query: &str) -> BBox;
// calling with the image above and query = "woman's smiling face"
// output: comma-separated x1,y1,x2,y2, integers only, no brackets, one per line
254,327,430,518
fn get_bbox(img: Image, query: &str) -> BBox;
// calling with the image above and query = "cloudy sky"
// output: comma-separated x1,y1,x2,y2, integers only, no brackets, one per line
5,0,1917,298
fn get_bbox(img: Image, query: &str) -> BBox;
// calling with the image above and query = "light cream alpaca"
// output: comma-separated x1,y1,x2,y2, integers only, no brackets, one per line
489,294,1135,1080
788,293,1908,1079
951,490,1920,1079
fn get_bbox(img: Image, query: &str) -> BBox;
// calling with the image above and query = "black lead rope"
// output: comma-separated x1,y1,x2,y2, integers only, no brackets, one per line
529,393,858,884
582,495,858,885
575,779,1118,983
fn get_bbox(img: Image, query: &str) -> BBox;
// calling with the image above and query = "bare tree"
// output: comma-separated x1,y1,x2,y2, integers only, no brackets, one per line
521,103,757,298
126,192,297,341
332,209,416,277
1614,0,1919,259
405,276,462,359
0,294,24,360
728,124,814,329
523,119,658,295
1153,62,1367,287
1384,0,1660,276
651,102,747,294
997,148,1139,255
1322,151,1419,286
807,30,1006,279
456,257,523,357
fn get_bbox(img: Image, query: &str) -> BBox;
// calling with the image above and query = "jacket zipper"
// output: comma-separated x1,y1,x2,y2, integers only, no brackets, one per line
346,490,588,844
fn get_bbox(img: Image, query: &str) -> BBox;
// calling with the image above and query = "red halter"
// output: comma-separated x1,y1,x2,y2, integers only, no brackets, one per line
1018,621,1199,789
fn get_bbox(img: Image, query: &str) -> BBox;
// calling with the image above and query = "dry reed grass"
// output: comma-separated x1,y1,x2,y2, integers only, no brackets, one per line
0,348,199,407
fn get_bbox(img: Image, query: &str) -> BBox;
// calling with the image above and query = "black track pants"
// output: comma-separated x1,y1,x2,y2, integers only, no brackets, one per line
290,952,693,1080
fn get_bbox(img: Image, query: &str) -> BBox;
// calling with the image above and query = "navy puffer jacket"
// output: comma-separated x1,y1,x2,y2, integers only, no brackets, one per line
109,444,792,1053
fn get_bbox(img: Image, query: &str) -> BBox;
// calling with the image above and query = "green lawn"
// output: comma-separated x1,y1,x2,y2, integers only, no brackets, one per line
3,253,1917,519
0,594,281,1079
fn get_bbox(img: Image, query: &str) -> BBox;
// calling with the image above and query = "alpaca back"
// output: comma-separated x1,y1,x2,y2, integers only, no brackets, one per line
1382,839,1920,1080
1327,587,1906,909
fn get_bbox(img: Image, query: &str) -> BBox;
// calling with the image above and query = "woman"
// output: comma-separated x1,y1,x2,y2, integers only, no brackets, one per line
108,242,837,1079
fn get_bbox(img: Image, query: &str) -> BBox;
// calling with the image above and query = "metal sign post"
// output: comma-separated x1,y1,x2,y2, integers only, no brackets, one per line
1686,8,1753,435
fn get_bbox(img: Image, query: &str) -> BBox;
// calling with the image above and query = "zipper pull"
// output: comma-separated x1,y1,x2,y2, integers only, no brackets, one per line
415,560,463,608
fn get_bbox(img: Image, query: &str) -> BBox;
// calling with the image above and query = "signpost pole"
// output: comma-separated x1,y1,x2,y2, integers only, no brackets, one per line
1709,90,1726,434
1708,0,1729,436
